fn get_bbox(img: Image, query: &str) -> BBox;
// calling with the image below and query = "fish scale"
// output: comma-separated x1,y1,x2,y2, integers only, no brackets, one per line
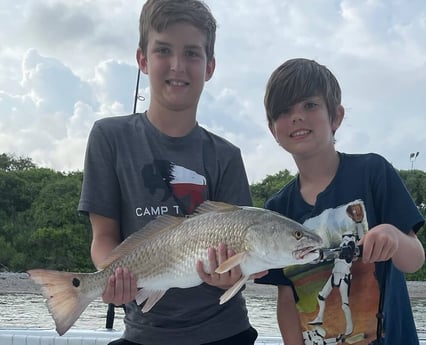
28,200,323,336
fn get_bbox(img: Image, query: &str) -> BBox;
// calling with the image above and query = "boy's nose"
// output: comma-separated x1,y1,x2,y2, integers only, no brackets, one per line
170,56,184,72
290,111,304,123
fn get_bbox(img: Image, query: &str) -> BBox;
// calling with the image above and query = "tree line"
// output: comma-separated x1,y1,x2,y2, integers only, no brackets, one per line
1,153,425,280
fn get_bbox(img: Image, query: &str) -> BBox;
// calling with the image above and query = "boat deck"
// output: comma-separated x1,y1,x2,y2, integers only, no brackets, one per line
1,328,425,344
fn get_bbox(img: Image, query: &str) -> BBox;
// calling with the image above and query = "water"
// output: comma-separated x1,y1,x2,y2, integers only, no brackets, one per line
1,292,425,335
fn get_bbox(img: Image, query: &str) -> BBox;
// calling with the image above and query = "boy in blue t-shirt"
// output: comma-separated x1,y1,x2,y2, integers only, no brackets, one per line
256,58,425,345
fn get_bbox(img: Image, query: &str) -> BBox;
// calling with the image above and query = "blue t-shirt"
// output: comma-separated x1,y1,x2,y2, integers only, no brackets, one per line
256,152,424,345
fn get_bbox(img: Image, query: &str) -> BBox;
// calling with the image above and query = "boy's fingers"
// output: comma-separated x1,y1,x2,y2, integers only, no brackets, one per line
121,268,132,301
196,260,210,281
217,243,227,264
114,267,124,303
102,275,116,303
227,248,242,279
208,247,218,274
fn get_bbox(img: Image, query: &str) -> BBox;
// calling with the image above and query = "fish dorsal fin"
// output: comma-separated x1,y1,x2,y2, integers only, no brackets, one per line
215,252,247,274
220,275,249,304
191,200,240,217
98,215,185,270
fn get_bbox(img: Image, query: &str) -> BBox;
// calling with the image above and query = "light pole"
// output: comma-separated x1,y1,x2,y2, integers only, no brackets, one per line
409,152,419,170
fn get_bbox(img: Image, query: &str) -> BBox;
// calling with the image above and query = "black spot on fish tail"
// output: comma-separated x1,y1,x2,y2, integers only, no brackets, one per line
72,278,80,287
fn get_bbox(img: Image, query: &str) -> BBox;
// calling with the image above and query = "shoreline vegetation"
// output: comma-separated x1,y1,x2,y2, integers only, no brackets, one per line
1,154,425,281
1,272,425,298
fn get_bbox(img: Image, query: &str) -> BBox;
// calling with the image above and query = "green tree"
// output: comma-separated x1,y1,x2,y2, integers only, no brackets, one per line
27,224,93,271
0,165,67,271
400,170,426,281
30,173,83,229
250,170,294,207
0,171,32,216
0,236,21,271
0,153,92,272
26,172,93,271
399,169,426,207
0,153,36,171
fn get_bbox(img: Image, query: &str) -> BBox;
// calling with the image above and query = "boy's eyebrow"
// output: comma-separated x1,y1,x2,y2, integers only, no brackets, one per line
301,95,322,102
152,39,171,47
152,39,204,51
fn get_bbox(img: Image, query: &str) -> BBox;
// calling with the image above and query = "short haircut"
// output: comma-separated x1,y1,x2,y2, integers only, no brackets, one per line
264,58,341,125
139,0,216,61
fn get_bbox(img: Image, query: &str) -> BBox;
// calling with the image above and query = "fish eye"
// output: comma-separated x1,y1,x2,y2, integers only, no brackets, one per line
294,230,303,240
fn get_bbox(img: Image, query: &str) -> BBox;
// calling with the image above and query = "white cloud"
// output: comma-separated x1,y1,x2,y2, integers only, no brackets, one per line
0,0,425,182
21,49,96,113
92,59,139,112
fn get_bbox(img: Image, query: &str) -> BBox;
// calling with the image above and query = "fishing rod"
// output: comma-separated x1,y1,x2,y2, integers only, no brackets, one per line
105,67,145,330
132,68,145,114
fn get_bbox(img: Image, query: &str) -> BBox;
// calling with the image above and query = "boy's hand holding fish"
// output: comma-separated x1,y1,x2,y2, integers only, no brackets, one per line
196,244,268,289
102,267,138,306
197,244,244,289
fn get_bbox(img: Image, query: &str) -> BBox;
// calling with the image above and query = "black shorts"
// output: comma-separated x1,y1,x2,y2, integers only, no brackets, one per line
108,327,258,345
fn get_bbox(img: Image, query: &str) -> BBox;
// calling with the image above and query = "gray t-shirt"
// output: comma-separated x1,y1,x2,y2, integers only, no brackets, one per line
78,112,253,345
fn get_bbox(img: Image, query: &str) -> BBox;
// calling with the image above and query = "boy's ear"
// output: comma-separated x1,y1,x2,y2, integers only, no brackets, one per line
136,48,148,75
205,57,216,81
268,122,278,140
332,105,345,132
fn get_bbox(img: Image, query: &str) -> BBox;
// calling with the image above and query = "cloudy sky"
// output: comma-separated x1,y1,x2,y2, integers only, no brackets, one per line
1,0,425,183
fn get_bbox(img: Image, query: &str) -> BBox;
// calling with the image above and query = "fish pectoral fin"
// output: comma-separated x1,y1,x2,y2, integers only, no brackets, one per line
136,289,167,313
135,288,150,305
219,275,249,305
215,252,246,274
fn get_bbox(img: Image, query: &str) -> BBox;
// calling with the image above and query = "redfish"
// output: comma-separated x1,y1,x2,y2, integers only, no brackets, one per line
28,201,322,335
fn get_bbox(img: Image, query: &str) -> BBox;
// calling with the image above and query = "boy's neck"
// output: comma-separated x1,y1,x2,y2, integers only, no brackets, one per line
295,150,340,205
146,106,197,137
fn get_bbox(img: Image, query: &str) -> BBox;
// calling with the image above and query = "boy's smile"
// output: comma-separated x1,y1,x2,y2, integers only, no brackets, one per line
166,80,189,86
290,129,312,139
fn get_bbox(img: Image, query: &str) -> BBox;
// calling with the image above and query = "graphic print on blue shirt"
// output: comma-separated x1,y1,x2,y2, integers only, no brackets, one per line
286,200,379,344
142,159,207,214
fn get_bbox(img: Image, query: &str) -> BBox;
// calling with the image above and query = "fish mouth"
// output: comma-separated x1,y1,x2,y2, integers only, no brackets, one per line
293,246,321,260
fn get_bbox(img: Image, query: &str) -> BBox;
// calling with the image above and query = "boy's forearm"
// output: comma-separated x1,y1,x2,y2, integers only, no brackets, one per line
89,213,122,269
91,236,120,269
277,286,304,345
392,230,425,273
278,315,304,345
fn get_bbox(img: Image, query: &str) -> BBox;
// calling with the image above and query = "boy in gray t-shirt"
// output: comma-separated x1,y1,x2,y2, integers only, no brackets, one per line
78,1,260,344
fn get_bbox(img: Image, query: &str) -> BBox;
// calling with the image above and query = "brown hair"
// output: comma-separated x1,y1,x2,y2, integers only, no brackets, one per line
264,58,341,126
139,0,216,61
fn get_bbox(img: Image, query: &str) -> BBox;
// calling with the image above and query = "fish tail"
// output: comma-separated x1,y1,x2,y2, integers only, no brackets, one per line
27,269,96,335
